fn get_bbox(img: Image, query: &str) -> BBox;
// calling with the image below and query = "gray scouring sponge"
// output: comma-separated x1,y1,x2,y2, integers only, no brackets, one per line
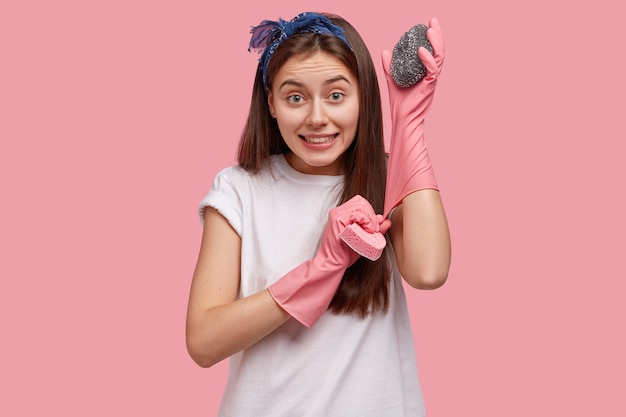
390,24,434,88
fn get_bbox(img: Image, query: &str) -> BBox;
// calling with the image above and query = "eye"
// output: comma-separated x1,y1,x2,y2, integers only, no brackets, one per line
329,92,345,102
287,94,304,104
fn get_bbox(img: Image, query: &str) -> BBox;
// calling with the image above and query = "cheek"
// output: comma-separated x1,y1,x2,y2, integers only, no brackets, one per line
338,102,360,131
276,110,298,132
275,114,299,140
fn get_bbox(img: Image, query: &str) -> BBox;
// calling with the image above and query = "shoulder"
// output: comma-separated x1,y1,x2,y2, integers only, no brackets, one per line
212,164,248,184
213,155,284,186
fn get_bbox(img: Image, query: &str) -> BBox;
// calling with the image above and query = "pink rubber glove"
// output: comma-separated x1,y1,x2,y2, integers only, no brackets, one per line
382,17,445,217
268,195,390,328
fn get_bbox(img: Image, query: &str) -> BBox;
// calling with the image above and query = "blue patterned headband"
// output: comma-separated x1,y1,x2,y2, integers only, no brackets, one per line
248,12,352,89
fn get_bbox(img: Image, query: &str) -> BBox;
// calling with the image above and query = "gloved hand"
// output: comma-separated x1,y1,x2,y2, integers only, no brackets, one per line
268,195,387,327
381,17,445,217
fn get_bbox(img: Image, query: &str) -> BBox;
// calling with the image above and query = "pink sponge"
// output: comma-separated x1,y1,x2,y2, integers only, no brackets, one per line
339,223,386,261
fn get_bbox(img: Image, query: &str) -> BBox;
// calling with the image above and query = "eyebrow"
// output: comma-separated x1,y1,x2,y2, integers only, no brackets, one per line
278,75,352,91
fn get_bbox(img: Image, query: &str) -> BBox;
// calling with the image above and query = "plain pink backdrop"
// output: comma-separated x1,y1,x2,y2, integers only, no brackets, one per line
2,0,624,415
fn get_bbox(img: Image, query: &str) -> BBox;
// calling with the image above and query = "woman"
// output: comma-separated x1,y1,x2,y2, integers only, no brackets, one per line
186,12,451,416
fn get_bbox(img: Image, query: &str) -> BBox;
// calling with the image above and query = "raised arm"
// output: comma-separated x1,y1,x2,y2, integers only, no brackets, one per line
389,190,450,289
381,18,451,289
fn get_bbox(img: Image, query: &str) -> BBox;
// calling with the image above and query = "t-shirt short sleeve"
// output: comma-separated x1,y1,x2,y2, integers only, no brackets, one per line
198,167,243,236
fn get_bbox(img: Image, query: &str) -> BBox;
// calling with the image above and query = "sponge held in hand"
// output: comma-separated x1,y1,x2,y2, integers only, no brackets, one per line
339,223,386,261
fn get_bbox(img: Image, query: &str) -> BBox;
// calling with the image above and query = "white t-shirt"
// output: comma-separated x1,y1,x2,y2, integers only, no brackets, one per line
199,154,425,417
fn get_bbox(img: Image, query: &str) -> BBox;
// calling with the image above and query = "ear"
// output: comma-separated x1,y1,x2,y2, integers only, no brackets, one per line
267,90,276,118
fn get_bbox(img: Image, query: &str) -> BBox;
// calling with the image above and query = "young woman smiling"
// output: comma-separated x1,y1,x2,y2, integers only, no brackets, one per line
186,12,451,416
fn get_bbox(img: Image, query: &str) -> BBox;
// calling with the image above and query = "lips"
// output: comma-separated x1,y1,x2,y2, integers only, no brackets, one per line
299,134,338,144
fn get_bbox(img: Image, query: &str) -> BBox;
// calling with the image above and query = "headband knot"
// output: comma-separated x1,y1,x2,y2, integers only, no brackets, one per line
248,12,351,88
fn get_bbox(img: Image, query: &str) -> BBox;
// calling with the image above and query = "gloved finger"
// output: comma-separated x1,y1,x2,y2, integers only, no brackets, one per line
343,195,377,217
377,214,392,235
330,195,377,231
344,195,379,233
426,18,445,66
381,50,394,85
381,50,391,76
348,209,379,233
381,49,405,97
332,195,364,219
418,46,438,75
417,46,440,82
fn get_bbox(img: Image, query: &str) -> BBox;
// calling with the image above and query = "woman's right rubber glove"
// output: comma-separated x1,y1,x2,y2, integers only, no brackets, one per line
268,195,389,328
381,17,445,218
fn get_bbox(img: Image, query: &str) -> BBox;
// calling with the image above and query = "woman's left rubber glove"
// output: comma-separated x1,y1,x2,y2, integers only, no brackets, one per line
268,195,389,328
382,17,445,217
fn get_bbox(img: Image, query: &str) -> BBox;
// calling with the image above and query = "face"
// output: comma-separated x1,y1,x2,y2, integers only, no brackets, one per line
267,51,359,175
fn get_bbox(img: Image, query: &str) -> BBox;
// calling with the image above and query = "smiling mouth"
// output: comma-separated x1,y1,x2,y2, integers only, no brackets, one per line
300,134,338,144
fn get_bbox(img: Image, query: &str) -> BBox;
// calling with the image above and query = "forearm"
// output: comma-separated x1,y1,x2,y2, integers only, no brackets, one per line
186,289,290,368
391,189,450,289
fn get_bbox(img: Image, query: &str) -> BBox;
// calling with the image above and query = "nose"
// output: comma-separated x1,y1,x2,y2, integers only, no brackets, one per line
306,100,329,127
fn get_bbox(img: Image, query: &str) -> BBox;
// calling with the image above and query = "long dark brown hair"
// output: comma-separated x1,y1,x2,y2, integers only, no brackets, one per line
238,13,390,317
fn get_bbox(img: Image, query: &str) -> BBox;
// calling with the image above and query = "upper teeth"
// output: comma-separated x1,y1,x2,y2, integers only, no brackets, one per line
304,136,334,144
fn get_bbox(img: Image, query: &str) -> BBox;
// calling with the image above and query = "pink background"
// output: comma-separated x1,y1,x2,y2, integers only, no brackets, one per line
2,0,624,415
